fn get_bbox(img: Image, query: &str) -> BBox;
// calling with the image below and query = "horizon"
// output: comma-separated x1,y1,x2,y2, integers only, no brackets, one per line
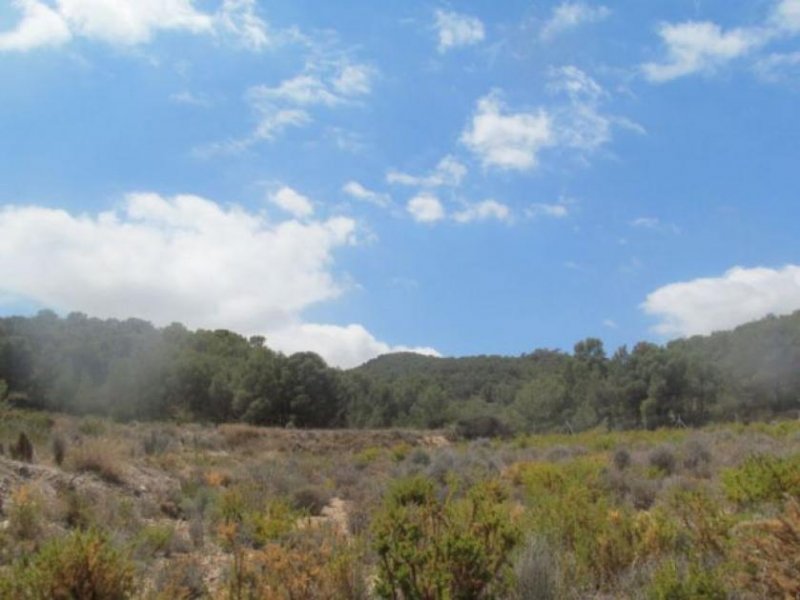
2,0,800,368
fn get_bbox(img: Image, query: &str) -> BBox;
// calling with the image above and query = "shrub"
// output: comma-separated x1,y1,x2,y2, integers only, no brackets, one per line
133,523,178,559
455,415,512,440
291,486,331,516
142,429,172,456
733,497,800,598
68,438,126,484
226,529,366,600
512,535,559,600
722,453,800,506
77,417,107,437
10,432,34,462
372,475,521,599
409,448,431,466
646,559,727,600
682,438,712,475
8,484,44,542
612,447,631,471
153,556,207,600
0,528,135,599
51,434,67,467
648,446,676,475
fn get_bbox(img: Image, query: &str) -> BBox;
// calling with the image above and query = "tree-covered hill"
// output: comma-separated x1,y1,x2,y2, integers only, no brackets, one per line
1,309,798,432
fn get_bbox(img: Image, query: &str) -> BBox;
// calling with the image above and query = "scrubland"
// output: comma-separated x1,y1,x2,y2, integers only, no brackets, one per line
0,407,798,599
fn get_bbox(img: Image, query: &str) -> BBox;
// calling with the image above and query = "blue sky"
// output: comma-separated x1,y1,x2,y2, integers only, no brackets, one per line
1,0,799,367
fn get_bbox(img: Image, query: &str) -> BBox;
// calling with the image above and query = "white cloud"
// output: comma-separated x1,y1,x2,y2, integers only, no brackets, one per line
0,193,352,334
755,50,800,81
541,2,610,41
202,59,373,152
434,9,485,52
772,0,800,34
342,181,390,207
453,200,511,224
461,69,639,171
386,155,467,188
215,0,269,51
169,91,212,107
267,322,440,369
407,193,445,223
269,186,314,218
643,21,766,82
0,0,71,52
332,64,374,96
0,0,272,52
630,216,680,233
0,193,435,367
461,91,554,171
642,265,800,337
248,75,343,107
526,203,570,218
602,318,618,329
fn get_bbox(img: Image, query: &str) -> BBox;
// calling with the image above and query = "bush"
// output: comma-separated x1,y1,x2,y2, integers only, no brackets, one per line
455,415,512,440
0,528,135,599
648,446,676,475
512,535,559,600
612,447,631,471
226,529,366,600
372,476,521,599
10,432,34,462
291,486,331,516
646,559,727,600
8,484,45,542
68,438,127,484
682,438,712,475
722,453,800,506
733,497,800,598
51,434,67,466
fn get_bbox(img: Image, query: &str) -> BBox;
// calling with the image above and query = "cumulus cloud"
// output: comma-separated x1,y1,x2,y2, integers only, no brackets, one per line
215,0,270,51
640,0,800,84
540,2,610,41
0,0,269,52
386,155,467,188
267,322,440,369
462,69,635,171
269,186,314,218
526,202,570,219
201,60,373,153
407,193,445,223
0,0,72,52
630,216,680,234
642,265,800,337
0,193,435,367
342,181,390,207
643,21,765,82
453,200,511,224
434,9,485,52
461,91,554,171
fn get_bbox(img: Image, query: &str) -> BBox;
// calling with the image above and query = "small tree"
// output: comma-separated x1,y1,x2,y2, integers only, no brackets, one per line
373,476,520,599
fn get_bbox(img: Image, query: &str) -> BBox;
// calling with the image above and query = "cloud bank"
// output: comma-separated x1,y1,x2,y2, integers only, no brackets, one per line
642,265,800,337
0,193,435,367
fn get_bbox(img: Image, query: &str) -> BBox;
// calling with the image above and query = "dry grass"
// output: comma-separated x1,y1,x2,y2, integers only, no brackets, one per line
67,437,128,484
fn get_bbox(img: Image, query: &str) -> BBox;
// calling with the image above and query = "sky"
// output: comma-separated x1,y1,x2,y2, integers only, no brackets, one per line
1,0,799,368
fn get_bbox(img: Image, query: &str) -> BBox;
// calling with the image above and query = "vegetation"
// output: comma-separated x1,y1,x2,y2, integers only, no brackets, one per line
1,309,799,432
0,309,799,596
0,411,797,597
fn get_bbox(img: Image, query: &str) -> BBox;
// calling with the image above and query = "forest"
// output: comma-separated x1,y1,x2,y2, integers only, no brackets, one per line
1,309,798,432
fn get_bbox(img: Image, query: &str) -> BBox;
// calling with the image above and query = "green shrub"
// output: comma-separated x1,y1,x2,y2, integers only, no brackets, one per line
722,453,800,506
0,528,135,599
646,559,727,600
372,475,521,599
